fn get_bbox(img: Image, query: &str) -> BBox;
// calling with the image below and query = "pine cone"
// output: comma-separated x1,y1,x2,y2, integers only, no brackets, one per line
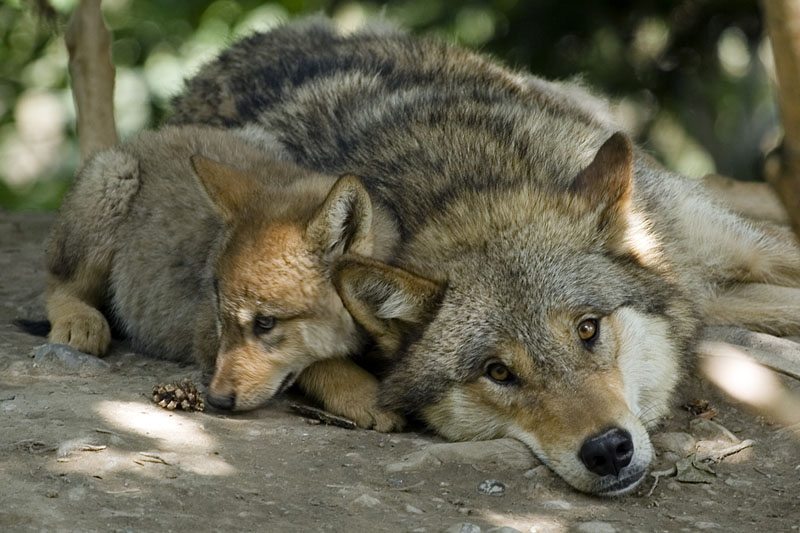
152,379,205,412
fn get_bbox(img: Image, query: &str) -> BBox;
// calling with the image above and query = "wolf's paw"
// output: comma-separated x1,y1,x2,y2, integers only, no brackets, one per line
49,309,111,356
327,395,405,433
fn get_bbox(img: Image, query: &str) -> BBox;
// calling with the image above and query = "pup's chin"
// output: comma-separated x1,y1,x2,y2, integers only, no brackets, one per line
231,371,300,411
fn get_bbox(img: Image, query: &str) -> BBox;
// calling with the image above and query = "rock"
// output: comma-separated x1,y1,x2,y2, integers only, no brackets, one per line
689,419,739,443
32,343,110,375
351,494,380,508
477,479,506,496
694,522,721,530
573,521,617,533
405,504,424,514
486,528,521,533
652,432,696,456
446,523,481,533
542,499,571,510
385,439,538,473
675,457,716,484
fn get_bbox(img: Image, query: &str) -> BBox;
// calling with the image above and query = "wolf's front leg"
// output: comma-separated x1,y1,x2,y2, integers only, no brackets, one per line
46,273,111,356
297,359,405,432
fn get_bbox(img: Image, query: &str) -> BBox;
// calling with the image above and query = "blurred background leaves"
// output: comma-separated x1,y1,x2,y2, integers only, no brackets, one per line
0,0,780,210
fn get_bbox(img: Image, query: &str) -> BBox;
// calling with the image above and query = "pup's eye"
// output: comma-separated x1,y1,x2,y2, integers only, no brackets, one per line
253,315,276,336
577,318,599,343
486,362,515,384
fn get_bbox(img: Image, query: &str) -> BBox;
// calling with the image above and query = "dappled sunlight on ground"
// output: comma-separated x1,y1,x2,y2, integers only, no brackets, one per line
700,341,800,428
478,509,567,533
87,399,236,476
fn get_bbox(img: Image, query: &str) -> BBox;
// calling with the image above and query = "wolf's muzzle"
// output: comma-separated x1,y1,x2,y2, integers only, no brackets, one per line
579,427,634,477
207,391,236,411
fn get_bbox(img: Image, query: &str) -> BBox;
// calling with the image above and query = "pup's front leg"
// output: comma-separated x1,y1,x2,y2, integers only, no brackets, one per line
297,359,405,432
46,274,111,356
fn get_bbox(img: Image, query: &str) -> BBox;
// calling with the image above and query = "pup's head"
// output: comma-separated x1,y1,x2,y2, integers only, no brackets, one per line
192,156,377,411
335,133,699,495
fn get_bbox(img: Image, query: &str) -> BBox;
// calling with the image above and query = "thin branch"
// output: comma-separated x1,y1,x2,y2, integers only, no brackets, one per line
65,0,118,163
762,0,800,240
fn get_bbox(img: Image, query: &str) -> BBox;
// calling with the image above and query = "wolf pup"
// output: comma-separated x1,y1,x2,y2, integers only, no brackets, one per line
44,125,402,431
169,19,800,494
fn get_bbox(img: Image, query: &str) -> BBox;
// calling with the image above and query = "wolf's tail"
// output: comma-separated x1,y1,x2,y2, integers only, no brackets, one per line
12,318,51,337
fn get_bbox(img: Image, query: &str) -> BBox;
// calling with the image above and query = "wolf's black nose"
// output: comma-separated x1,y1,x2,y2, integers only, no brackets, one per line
579,428,634,477
207,391,236,411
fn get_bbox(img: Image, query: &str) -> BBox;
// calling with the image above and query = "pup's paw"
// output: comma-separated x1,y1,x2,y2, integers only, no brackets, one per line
326,394,405,432
49,309,111,356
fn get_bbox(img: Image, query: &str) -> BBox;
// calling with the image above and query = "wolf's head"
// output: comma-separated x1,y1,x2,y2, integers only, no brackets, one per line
335,133,698,495
192,156,388,411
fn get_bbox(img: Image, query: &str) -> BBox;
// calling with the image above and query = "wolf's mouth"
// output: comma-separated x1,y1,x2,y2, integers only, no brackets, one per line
593,466,647,496
275,372,297,396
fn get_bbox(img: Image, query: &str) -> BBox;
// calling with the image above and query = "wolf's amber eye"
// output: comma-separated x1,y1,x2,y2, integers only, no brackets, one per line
486,362,515,384
577,319,599,343
253,315,276,336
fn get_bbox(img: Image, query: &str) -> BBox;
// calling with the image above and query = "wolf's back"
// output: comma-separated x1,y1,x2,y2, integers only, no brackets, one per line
169,18,614,234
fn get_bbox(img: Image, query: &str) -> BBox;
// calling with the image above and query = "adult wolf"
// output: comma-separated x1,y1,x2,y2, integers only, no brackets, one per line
170,18,800,495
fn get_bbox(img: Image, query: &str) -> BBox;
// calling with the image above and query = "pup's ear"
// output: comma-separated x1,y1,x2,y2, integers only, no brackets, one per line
306,175,373,262
333,256,444,354
191,155,258,222
569,132,633,219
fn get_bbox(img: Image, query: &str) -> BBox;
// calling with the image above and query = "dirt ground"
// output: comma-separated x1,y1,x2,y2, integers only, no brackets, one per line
1,210,799,533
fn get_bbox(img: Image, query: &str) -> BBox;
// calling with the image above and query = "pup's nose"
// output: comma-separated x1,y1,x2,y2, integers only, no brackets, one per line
579,427,634,477
207,391,236,411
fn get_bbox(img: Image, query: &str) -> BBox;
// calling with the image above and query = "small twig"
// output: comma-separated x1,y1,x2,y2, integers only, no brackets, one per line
289,403,357,430
94,428,120,436
391,480,426,492
647,466,676,497
137,452,170,465
79,444,107,452
695,439,754,464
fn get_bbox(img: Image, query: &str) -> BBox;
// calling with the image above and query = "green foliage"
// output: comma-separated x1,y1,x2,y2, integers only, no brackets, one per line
0,0,778,210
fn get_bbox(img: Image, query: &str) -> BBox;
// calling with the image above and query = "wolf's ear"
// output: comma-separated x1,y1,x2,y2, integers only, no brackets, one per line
307,175,373,262
333,256,443,353
191,155,258,222
569,132,633,217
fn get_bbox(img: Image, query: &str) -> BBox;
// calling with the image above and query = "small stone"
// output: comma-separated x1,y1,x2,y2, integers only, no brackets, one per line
351,494,380,508
542,499,571,510
45,490,59,498
446,523,481,533
386,439,538,473
405,504,424,514
477,479,506,496
32,343,110,374
487,527,521,533
574,521,617,533
694,522,720,530
724,478,752,488
689,419,739,443
652,432,696,456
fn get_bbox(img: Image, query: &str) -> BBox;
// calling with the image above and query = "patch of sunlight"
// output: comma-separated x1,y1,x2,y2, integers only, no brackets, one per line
94,400,235,476
97,400,213,450
624,210,662,267
49,0,78,12
233,3,289,38
20,39,67,89
455,6,495,47
649,112,715,178
631,17,669,65
700,342,800,428
114,67,151,136
0,90,65,188
143,48,184,102
757,37,776,84
478,509,567,533
717,27,750,78
334,2,372,35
